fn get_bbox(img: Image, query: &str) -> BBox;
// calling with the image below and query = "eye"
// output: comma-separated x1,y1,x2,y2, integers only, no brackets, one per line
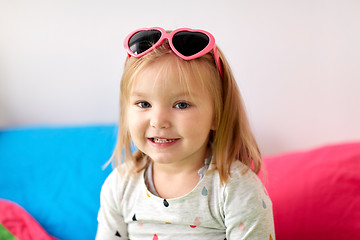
136,101,151,108
174,102,190,109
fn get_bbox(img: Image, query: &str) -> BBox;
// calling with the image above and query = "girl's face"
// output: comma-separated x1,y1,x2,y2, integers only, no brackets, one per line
127,58,216,170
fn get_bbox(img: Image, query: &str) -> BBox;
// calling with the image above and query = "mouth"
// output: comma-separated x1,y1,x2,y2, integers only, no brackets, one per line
149,138,179,144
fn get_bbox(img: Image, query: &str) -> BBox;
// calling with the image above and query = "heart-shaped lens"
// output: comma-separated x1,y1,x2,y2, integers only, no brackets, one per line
172,31,209,57
128,30,162,55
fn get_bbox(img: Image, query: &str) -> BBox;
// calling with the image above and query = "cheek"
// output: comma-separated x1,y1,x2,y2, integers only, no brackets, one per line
127,110,150,141
127,109,142,137
181,113,214,138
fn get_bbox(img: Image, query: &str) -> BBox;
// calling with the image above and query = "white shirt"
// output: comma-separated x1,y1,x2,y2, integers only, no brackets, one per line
96,160,275,240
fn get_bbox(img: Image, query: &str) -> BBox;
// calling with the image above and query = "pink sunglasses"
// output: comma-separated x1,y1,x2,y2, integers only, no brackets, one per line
123,27,223,79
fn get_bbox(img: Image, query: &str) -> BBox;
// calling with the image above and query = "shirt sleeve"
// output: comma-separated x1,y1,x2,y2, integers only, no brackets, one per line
223,168,275,240
96,170,129,240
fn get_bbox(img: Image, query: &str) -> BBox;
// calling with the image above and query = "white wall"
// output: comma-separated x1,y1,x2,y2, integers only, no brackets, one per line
1,0,359,156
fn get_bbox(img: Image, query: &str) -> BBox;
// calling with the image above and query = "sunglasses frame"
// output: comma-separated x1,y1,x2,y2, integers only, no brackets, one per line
123,27,223,79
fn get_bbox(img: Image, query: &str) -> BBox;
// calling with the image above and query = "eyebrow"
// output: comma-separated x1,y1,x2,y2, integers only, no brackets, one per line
129,91,195,99
129,91,146,98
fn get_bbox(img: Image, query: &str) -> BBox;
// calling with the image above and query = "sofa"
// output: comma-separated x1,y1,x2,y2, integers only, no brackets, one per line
0,125,359,239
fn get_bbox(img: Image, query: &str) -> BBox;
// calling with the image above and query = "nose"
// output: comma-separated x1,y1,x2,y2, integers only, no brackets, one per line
150,107,171,129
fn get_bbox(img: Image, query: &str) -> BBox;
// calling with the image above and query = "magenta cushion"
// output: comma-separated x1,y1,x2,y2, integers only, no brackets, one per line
262,142,360,240
0,199,58,240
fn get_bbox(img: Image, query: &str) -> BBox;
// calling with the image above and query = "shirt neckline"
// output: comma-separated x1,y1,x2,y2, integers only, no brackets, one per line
143,155,212,198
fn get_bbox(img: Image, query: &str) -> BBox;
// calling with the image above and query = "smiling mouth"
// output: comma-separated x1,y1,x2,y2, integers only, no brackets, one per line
150,138,178,143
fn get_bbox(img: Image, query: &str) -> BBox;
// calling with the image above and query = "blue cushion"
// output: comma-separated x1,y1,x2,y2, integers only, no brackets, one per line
0,125,117,240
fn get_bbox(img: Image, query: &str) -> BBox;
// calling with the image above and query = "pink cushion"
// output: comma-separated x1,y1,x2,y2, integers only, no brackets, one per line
0,199,58,240
262,142,360,240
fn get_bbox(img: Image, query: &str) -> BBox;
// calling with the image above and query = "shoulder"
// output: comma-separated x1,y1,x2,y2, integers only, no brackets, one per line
219,160,271,213
206,160,268,204
102,164,131,189
100,164,143,207
225,160,264,191
218,161,275,238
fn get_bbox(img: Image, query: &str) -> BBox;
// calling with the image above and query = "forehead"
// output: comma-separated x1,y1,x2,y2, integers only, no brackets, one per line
130,56,208,97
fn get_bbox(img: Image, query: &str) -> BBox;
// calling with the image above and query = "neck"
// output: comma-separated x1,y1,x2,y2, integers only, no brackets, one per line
152,163,203,199
151,147,211,176
150,149,211,199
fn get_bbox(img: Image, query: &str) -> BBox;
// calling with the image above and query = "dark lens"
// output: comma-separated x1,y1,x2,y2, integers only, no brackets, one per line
128,30,162,55
172,31,209,57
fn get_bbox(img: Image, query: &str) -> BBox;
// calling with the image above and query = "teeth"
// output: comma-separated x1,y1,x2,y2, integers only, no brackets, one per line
153,138,176,143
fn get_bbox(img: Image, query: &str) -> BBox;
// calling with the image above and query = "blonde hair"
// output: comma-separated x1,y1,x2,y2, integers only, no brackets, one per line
109,41,262,184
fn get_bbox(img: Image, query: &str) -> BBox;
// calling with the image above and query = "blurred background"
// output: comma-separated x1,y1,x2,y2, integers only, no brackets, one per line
1,0,359,156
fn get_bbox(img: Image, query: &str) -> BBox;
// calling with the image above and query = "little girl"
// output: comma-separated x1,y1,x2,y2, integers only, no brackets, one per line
96,27,275,240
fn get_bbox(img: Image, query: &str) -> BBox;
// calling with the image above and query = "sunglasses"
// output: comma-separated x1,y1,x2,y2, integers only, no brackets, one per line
123,27,223,78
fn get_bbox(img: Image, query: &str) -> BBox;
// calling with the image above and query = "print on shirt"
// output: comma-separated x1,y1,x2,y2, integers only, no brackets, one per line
163,199,169,207
238,222,245,231
201,186,208,196
190,216,201,228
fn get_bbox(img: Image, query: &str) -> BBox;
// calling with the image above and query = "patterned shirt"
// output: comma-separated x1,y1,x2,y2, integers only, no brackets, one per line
96,160,275,240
